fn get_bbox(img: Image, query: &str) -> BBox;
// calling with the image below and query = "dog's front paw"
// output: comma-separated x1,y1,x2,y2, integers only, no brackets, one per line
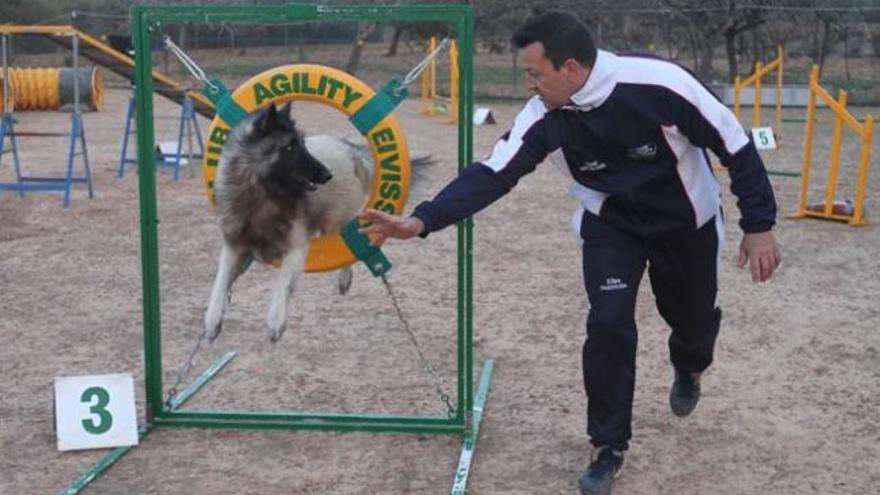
204,310,224,342
338,266,353,295
265,300,288,343
264,321,287,343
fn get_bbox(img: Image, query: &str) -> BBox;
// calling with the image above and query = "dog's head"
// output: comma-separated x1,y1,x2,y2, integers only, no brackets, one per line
245,102,333,196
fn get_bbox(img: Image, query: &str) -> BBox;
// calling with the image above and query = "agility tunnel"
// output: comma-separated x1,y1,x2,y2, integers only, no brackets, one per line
4,66,104,112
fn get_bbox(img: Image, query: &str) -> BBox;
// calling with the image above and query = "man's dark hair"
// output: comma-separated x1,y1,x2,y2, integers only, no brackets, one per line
511,11,597,69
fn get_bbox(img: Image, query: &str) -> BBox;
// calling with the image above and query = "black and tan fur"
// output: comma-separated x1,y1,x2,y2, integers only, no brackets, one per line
205,102,371,343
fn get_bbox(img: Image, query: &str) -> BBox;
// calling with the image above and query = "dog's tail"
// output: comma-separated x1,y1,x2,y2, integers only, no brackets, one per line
341,139,373,198
342,139,435,205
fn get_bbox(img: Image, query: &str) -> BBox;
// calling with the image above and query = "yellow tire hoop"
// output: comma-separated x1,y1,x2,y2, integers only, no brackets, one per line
202,64,411,273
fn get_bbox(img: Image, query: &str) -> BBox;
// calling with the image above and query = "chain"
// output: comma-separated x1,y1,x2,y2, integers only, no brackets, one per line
380,274,456,417
164,330,206,407
162,35,220,94
397,37,451,94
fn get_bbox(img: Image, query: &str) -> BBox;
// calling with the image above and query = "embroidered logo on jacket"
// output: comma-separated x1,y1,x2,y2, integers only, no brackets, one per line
579,160,607,172
627,143,658,160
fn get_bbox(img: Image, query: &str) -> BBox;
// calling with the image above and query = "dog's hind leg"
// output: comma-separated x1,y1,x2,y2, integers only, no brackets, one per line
265,229,309,343
337,266,353,295
205,245,248,342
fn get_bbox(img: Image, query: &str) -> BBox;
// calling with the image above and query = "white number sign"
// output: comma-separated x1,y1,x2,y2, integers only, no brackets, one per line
54,373,139,451
751,127,777,150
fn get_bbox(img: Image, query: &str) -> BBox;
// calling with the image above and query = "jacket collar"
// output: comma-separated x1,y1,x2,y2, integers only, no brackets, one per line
563,50,620,111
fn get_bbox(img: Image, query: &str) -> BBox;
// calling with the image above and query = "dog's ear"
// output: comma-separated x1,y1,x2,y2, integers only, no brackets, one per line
275,101,296,131
264,104,278,128
252,106,274,136
278,101,292,119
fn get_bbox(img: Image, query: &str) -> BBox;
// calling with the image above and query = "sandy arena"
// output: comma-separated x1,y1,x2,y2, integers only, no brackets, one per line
1,83,879,495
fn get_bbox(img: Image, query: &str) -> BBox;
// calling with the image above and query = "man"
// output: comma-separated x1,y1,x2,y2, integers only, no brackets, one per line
361,11,781,495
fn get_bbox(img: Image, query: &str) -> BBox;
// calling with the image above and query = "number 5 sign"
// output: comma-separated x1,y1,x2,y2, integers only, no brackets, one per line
751,127,777,150
54,374,139,451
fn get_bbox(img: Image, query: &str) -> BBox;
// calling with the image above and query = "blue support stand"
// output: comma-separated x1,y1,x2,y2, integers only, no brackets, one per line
0,112,23,198
117,93,204,181
0,111,93,208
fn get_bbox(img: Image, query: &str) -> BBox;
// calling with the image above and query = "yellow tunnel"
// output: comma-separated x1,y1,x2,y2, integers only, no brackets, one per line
3,66,103,112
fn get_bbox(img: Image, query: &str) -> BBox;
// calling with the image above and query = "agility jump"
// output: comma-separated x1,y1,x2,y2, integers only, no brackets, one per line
420,36,460,124
734,45,783,142
795,64,874,226
62,5,492,495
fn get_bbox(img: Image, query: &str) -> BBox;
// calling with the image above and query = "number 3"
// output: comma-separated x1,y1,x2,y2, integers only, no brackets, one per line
81,386,113,434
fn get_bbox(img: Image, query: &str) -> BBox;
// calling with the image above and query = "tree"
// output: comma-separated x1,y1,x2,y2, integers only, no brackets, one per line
345,22,379,75
661,0,768,81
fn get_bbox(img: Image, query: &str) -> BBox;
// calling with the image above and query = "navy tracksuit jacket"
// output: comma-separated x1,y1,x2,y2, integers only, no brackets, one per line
411,50,778,450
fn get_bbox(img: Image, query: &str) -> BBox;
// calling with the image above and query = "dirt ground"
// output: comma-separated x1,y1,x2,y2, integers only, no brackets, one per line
1,80,879,495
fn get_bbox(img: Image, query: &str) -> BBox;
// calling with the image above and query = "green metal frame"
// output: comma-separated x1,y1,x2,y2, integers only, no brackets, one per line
134,1,475,433
61,3,491,494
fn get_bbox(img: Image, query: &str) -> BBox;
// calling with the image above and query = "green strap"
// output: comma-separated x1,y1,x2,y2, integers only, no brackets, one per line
341,218,392,276
346,81,407,275
201,79,249,128
350,80,408,135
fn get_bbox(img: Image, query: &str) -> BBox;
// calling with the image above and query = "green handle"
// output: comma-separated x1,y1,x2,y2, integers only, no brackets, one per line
341,218,392,277
202,80,249,128
349,80,408,135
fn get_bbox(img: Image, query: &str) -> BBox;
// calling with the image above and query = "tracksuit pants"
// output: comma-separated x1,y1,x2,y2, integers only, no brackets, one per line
579,211,724,451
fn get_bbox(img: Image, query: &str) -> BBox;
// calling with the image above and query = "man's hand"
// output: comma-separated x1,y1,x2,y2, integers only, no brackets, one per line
738,231,781,283
358,209,425,246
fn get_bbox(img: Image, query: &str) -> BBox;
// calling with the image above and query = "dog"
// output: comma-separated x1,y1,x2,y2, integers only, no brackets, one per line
204,101,375,343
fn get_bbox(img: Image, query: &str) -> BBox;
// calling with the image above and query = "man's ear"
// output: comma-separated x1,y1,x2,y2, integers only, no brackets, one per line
564,59,588,84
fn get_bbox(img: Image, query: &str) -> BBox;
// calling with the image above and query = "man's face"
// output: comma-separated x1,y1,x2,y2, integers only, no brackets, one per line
521,42,586,110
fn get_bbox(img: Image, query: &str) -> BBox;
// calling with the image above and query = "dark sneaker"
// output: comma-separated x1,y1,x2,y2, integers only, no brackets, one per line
578,446,625,495
670,368,701,417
